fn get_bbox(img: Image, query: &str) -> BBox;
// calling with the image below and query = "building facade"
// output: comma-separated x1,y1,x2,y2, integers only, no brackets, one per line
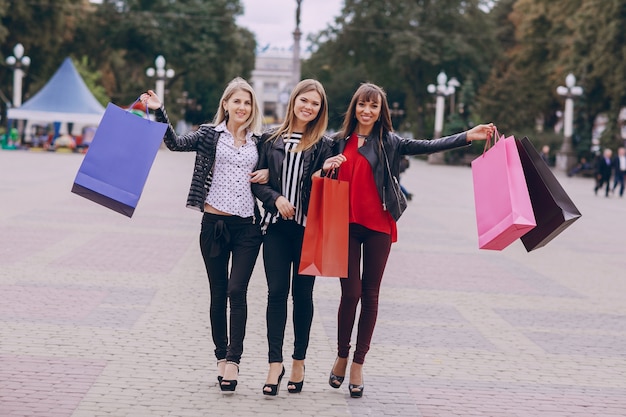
250,47,295,126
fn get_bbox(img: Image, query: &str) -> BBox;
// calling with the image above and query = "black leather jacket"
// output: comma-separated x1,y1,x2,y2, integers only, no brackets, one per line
252,132,334,216
333,131,470,220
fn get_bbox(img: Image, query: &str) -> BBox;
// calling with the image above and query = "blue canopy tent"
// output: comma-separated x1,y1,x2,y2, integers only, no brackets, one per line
7,57,105,125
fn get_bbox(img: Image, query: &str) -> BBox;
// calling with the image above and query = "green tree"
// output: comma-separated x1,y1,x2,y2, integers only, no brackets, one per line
303,0,498,137
74,0,256,123
571,0,626,149
74,56,109,106
478,0,626,152
1,0,89,99
477,0,579,135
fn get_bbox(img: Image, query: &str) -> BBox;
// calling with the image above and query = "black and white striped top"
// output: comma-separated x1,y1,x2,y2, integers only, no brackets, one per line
261,133,306,231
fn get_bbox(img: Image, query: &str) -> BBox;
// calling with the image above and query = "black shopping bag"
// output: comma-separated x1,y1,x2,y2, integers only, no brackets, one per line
71,102,167,217
515,136,582,251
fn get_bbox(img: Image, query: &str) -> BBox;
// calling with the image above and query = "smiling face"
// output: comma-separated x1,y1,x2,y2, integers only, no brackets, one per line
292,90,322,131
355,94,381,133
223,89,252,127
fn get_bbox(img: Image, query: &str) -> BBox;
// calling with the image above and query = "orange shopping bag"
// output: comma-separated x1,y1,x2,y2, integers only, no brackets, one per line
298,174,349,278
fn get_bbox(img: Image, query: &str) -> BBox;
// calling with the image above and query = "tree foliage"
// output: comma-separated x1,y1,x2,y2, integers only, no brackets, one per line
1,0,90,94
1,0,624,152
478,0,626,150
1,0,255,125
571,0,626,148
303,0,498,136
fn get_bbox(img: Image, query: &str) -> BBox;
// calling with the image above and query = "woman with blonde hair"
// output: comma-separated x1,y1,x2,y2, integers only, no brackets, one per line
252,79,337,396
141,77,268,394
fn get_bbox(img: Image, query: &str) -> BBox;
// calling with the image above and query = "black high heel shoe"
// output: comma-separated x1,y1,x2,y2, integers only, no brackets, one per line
349,382,365,398
220,361,239,393
328,358,346,389
287,365,305,394
262,365,285,397
349,367,364,398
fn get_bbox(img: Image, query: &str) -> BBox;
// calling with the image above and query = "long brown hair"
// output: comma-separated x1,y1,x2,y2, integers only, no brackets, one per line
269,79,329,151
339,83,393,140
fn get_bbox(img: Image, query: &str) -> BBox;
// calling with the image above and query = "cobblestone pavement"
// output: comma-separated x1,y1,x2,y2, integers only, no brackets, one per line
1,148,625,417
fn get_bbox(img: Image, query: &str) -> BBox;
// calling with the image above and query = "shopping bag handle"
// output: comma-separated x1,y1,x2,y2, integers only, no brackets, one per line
321,167,339,179
127,97,150,119
480,128,504,155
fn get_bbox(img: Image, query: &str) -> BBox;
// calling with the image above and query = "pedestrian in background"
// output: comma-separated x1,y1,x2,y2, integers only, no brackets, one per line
594,148,613,197
251,79,336,396
612,146,626,197
141,77,268,393
398,155,413,201
540,145,552,166
325,82,495,398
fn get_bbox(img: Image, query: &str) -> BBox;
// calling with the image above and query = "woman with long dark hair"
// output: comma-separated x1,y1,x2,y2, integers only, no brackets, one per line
325,83,495,398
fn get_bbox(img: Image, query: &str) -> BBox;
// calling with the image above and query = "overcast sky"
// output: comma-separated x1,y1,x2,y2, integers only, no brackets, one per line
237,0,344,51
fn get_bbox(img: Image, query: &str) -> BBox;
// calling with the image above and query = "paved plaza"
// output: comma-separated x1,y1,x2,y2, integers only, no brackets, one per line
1,147,625,417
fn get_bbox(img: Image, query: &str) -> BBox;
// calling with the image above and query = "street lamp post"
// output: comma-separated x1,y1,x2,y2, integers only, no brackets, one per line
146,55,175,106
5,43,31,147
6,43,31,108
556,73,583,172
292,0,303,87
427,71,457,164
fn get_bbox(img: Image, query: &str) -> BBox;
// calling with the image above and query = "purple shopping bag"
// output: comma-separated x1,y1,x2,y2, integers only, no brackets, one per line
471,133,536,250
71,102,167,217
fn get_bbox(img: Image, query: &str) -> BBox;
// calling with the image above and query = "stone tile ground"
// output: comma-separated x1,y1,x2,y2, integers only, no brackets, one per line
1,148,625,416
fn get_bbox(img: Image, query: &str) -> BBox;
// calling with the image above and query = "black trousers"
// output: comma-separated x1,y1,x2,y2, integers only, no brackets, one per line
199,213,262,364
263,219,315,363
595,174,611,196
613,170,626,196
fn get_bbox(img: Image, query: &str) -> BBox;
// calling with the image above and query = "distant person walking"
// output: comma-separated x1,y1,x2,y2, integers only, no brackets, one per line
540,145,552,166
324,82,495,399
612,147,626,197
398,155,413,201
594,148,613,197
140,78,268,394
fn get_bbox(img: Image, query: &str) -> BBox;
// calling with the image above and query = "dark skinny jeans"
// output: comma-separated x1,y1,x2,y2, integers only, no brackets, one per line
337,223,392,365
263,218,316,363
199,212,262,364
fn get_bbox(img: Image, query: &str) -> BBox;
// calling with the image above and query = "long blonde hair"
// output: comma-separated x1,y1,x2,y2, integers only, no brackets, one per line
269,79,328,151
213,77,263,135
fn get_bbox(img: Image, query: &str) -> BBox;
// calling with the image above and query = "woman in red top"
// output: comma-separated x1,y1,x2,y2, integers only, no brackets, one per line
324,83,495,398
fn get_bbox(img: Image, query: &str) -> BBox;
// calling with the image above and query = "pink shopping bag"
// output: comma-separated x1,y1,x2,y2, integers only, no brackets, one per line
471,133,536,250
